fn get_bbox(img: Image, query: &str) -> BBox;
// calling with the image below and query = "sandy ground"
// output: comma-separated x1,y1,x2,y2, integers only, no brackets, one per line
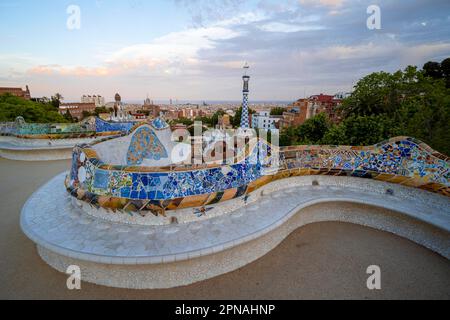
0,157,449,300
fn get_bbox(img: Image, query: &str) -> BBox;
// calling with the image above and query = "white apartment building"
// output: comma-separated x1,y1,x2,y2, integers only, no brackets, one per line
81,95,105,107
251,110,280,132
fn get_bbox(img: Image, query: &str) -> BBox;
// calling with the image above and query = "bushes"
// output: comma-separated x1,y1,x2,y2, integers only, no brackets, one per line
0,94,69,123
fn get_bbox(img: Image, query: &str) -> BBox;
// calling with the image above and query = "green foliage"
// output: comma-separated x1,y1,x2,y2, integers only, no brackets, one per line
270,107,285,116
210,109,225,128
63,109,74,122
50,93,63,109
441,58,450,88
94,106,111,116
0,93,69,123
295,113,331,144
422,58,450,88
280,61,450,155
423,61,443,79
172,117,194,126
322,115,400,146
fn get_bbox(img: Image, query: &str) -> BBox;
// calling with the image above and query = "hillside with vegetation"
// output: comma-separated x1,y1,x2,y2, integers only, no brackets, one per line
0,93,69,123
280,58,450,156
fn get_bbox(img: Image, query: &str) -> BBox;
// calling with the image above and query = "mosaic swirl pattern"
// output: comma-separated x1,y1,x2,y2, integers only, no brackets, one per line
126,126,168,165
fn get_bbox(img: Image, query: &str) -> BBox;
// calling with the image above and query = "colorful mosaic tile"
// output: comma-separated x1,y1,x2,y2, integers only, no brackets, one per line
66,136,450,215
151,117,169,130
94,118,134,133
126,126,168,165
0,117,134,138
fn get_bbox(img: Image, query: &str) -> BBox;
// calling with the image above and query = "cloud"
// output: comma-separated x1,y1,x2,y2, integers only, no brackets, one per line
294,41,450,67
299,0,344,8
259,22,325,32
173,0,249,26
26,24,243,79
26,10,269,79
28,65,112,77
4,0,450,100
106,26,240,72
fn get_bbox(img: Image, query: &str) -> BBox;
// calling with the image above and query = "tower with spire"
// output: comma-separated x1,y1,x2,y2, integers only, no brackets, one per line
240,62,250,129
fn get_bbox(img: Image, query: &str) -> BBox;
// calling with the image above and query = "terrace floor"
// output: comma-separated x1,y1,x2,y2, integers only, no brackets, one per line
0,158,449,299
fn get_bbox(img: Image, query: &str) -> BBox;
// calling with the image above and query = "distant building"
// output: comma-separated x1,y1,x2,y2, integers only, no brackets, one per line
280,93,344,129
160,109,181,121
130,112,147,120
0,85,31,100
217,114,232,130
309,93,343,123
280,99,308,129
143,97,160,118
251,110,281,131
334,92,351,99
59,103,96,120
81,95,105,107
110,93,131,122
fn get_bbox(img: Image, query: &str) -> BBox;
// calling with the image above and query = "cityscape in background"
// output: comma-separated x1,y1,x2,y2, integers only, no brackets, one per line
0,82,351,134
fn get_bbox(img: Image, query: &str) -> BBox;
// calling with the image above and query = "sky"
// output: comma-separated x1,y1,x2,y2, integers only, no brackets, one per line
1,0,450,102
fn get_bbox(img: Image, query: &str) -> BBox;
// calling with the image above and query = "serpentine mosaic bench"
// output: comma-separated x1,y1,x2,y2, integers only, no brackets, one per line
0,117,136,160
66,132,449,217
21,123,450,288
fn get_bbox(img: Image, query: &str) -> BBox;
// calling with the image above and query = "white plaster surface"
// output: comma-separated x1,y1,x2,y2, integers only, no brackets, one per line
92,124,183,166
21,172,450,288
0,136,107,161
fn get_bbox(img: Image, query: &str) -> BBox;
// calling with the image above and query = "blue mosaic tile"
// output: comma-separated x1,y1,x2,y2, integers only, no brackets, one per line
126,126,168,165
93,170,109,189
151,117,169,130
95,118,133,133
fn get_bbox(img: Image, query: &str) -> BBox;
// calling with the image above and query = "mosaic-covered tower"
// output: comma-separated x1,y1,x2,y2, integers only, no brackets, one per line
240,63,250,128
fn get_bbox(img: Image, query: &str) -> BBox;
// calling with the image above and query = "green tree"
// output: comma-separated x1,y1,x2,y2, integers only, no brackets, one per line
280,61,450,155
82,110,93,119
323,115,399,146
423,61,442,79
0,93,69,123
295,113,331,144
209,109,225,128
63,110,74,122
94,106,111,116
339,64,450,154
441,57,450,88
270,107,285,116
172,117,194,126
51,93,63,109
279,126,296,146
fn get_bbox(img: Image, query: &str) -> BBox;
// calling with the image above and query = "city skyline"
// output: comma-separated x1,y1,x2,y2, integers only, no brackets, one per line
1,0,450,101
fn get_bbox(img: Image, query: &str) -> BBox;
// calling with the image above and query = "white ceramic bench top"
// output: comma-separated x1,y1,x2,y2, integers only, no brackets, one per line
21,172,450,265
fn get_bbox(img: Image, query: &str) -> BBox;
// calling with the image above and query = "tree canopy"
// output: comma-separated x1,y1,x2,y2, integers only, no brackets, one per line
280,58,450,156
0,93,69,123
